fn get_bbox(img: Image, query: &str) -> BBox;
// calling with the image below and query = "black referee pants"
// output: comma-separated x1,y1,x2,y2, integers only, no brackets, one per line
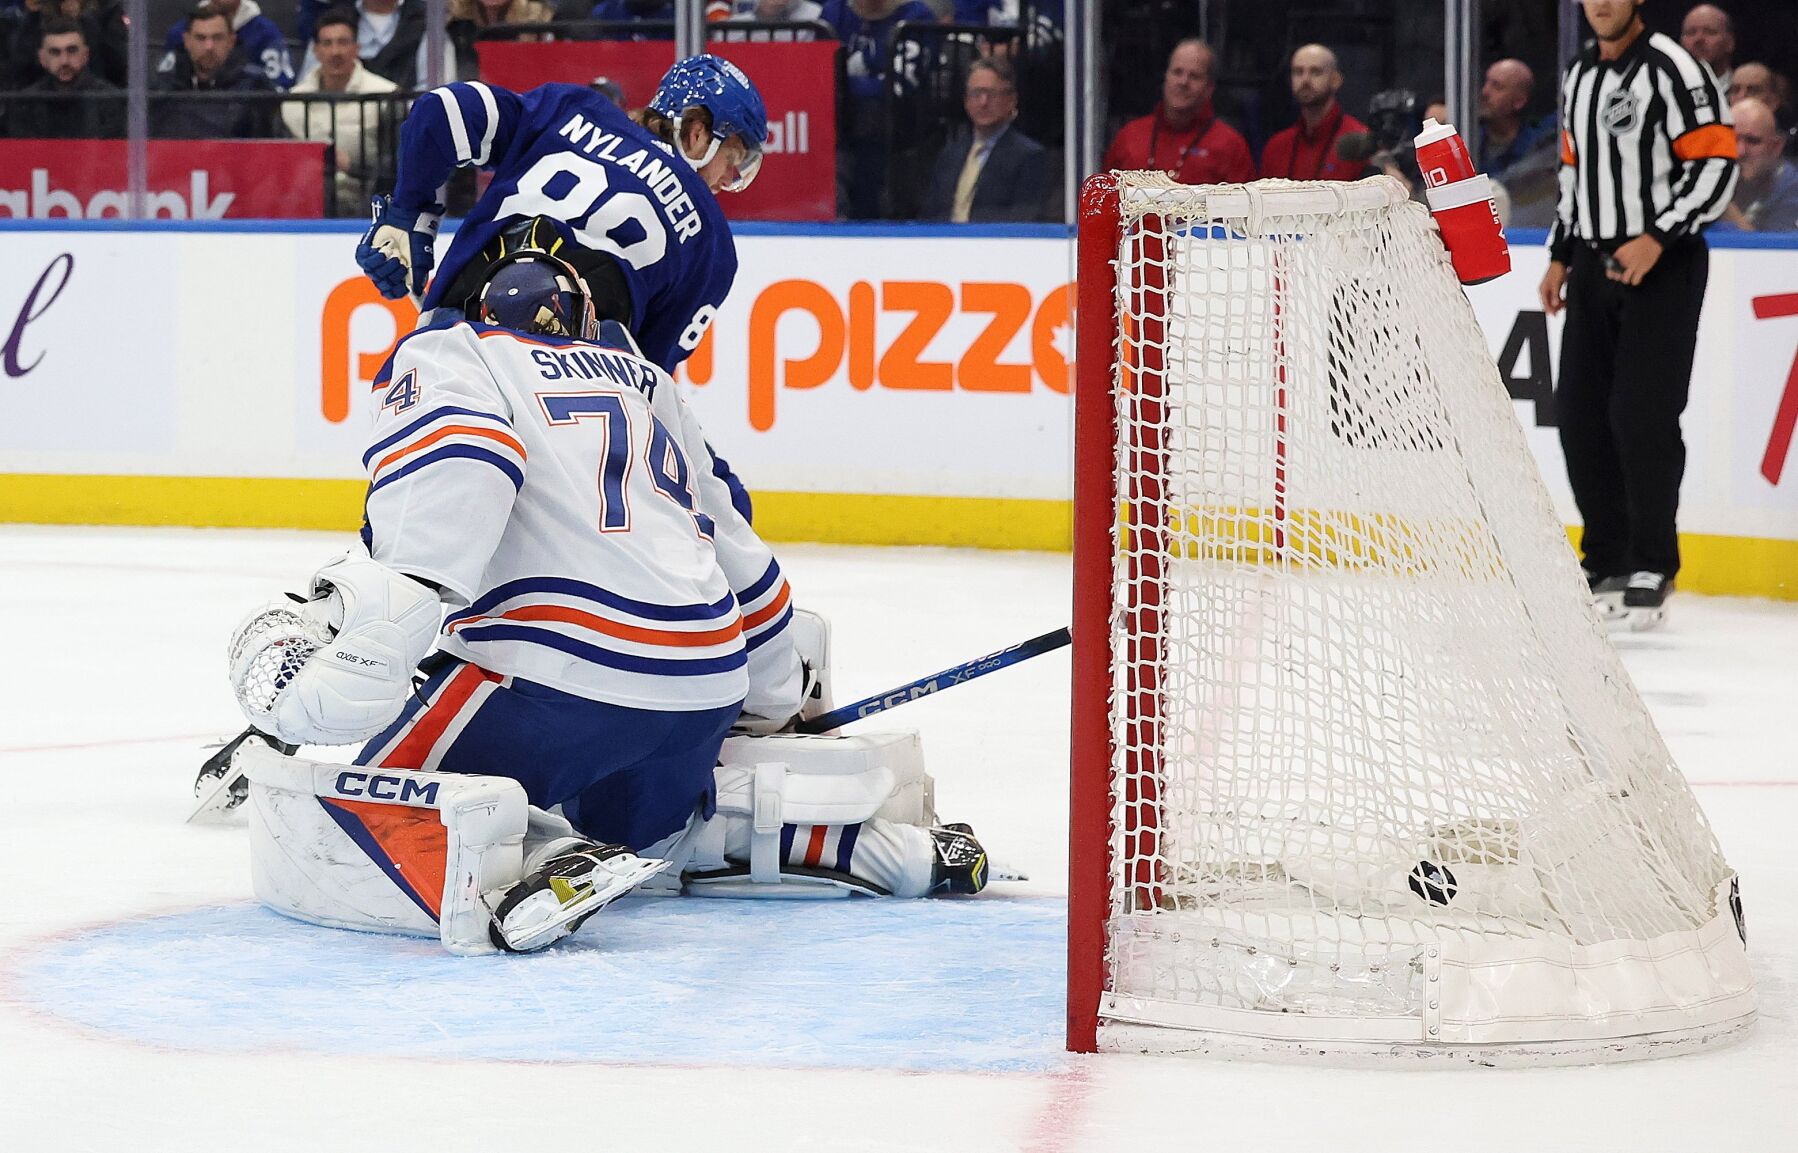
1555,239,1709,581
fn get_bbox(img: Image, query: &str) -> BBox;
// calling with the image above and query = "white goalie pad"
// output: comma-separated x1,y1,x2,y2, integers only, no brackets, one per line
689,730,938,894
242,743,526,955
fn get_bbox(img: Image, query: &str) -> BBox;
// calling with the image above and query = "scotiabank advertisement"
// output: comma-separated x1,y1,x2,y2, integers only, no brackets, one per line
0,227,1794,566
0,140,327,219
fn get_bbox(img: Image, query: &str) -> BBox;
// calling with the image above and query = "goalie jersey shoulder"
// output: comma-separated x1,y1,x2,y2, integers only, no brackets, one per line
362,323,750,712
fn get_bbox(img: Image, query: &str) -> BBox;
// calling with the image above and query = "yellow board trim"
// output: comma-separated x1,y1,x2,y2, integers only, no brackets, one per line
1,474,1792,600
0,474,368,531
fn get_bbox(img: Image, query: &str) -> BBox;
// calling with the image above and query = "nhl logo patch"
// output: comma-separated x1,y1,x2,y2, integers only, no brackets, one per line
1601,89,1641,135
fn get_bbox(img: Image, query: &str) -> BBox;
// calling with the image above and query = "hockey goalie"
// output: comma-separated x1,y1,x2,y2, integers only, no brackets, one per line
210,222,997,955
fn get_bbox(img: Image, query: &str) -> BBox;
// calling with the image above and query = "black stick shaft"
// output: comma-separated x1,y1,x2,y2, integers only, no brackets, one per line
795,627,1071,734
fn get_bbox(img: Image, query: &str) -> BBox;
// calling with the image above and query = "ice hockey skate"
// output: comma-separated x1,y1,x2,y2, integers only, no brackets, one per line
1620,571,1673,632
188,729,295,824
487,840,667,953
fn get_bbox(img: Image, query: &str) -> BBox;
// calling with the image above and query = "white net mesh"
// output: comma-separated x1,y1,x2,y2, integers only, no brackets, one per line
1098,175,1750,1054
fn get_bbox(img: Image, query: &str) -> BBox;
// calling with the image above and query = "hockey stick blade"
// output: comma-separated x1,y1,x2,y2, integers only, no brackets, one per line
796,627,1070,735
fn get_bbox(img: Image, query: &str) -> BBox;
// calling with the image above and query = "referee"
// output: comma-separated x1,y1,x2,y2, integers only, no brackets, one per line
1539,0,1736,625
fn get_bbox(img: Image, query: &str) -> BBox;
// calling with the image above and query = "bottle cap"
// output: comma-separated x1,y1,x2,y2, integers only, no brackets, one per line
1414,117,1460,148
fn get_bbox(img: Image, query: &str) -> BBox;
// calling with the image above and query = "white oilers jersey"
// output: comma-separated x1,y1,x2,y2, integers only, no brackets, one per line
362,321,800,714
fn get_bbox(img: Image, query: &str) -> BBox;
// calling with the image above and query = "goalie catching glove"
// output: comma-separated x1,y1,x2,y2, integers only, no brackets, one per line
228,552,442,746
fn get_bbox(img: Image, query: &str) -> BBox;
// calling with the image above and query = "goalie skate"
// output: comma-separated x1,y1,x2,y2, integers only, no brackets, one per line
928,822,1028,894
188,729,295,824
487,841,666,953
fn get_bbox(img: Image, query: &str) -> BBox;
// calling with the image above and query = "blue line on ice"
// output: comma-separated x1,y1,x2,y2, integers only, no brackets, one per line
12,897,1070,1073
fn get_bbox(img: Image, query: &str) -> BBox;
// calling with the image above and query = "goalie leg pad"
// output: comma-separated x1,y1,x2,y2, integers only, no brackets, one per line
688,731,940,896
243,743,526,955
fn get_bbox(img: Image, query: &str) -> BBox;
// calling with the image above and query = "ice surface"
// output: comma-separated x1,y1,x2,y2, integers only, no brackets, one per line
0,526,1793,1153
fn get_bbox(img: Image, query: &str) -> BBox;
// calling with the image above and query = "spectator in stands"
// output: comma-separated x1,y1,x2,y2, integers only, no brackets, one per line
299,0,454,90
149,3,278,138
1680,4,1734,88
7,16,121,137
448,0,554,80
1727,61,1796,152
716,0,823,40
1719,98,1798,232
825,0,937,218
1102,38,1252,185
1258,44,1366,181
283,7,397,214
1477,58,1558,226
1477,60,1548,178
1725,60,1776,108
918,56,1046,221
953,0,1062,157
159,0,293,89
6,0,126,88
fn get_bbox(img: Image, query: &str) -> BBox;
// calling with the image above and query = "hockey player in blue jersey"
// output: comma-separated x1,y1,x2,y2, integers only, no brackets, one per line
356,54,762,378
220,225,995,954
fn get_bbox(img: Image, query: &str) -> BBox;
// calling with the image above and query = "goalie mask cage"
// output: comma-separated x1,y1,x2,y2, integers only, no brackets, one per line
1067,173,1755,1066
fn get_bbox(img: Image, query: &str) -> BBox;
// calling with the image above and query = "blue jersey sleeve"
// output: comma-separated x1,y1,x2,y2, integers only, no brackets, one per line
393,81,528,213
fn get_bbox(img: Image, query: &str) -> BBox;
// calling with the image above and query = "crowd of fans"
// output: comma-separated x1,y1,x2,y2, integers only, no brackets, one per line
0,0,1793,231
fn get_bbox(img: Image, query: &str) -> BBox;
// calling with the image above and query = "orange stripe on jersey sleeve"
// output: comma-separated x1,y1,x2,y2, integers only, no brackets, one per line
381,662,497,769
1673,123,1738,161
456,604,745,648
743,582,792,631
374,424,528,475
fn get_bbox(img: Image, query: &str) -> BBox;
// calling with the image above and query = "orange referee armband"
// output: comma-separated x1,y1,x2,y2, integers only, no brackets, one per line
1673,123,1739,162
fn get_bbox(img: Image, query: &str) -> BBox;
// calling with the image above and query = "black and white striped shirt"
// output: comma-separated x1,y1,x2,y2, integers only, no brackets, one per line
1548,30,1737,261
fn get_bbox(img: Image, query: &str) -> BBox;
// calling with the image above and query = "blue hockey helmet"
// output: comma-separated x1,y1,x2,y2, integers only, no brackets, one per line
649,54,768,192
473,218,598,341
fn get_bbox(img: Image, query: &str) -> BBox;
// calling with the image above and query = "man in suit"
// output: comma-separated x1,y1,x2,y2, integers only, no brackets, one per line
919,56,1049,222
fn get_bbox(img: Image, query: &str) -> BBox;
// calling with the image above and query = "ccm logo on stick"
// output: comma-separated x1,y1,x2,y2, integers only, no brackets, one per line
334,771,439,804
858,682,940,717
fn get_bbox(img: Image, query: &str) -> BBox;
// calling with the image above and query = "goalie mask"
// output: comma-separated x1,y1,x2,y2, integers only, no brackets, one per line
472,218,600,341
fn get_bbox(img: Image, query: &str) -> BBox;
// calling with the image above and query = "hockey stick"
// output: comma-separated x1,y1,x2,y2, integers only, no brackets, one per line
796,627,1071,735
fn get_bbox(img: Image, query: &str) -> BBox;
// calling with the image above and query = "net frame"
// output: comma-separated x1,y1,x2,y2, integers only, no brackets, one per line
1067,173,1755,1065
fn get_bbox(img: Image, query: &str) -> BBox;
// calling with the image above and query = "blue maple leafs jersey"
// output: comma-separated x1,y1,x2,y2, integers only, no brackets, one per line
392,81,736,374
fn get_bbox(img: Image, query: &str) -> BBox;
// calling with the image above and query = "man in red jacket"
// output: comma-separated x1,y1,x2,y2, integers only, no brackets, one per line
1103,38,1254,185
1258,43,1368,181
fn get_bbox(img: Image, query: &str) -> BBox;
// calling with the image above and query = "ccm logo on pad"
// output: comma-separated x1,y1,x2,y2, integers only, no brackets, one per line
333,771,439,805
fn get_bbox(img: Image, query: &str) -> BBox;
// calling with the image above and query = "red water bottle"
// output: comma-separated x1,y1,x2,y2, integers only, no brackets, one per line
1414,117,1510,285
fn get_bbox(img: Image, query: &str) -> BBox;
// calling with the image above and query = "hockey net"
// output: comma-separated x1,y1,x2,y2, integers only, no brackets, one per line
1067,173,1754,1065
